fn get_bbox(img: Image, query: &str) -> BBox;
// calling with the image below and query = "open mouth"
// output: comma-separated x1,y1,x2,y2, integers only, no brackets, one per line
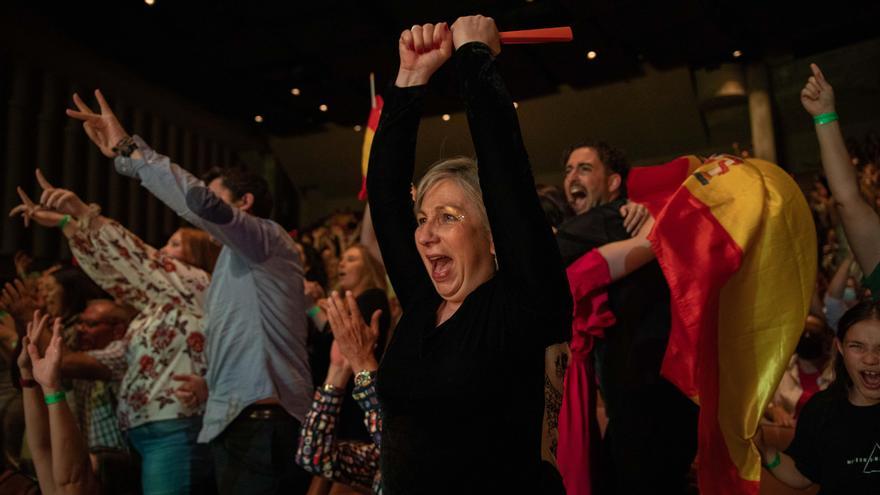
568,185,588,208
427,255,452,282
860,370,880,390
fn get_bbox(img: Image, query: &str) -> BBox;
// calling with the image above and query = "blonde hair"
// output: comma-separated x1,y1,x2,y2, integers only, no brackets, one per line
338,244,387,293
414,157,489,233
178,228,221,274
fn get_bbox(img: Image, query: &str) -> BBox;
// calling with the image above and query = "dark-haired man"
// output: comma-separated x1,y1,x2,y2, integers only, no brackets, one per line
67,90,313,494
556,141,698,494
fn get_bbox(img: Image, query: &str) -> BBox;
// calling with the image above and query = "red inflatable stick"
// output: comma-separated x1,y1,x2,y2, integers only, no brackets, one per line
499,26,573,44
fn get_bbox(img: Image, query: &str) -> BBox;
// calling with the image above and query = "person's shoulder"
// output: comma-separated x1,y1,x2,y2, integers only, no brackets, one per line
798,388,838,424
559,199,626,230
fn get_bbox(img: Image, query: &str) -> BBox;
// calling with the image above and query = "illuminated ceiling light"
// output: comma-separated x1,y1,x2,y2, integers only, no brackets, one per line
291,88,301,96
354,125,363,132
586,50,598,60
254,115,264,123
145,0,156,5
319,104,328,112
513,101,519,109
733,50,743,58
441,114,451,122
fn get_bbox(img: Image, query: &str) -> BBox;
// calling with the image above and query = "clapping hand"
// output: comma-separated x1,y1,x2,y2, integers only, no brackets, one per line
323,291,381,372
65,90,130,158
1,279,40,325
26,310,63,391
800,64,835,117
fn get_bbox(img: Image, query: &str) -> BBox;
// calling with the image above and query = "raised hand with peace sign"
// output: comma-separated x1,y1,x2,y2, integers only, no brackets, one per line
65,90,131,158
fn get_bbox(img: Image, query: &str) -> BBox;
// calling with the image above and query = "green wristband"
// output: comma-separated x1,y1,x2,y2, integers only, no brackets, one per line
44,390,66,405
763,451,781,470
813,112,838,125
57,214,71,229
307,305,321,318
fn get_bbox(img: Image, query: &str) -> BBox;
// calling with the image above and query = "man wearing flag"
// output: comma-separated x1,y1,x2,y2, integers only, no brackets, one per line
555,142,699,494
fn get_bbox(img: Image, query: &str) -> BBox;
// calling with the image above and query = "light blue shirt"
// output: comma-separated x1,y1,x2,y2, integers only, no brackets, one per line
115,136,312,443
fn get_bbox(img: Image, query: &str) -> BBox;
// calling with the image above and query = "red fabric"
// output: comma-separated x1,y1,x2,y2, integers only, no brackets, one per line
367,95,383,131
795,366,821,418
358,95,384,201
649,190,758,495
558,249,616,495
627,156,699,217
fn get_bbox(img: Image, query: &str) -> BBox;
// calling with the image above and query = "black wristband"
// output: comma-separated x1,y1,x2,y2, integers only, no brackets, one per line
112,136,138,157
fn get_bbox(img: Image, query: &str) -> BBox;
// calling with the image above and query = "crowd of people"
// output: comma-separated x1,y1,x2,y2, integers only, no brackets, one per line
0,15,878,495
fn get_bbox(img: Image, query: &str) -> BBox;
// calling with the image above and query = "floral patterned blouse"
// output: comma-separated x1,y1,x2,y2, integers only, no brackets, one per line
69,220,209,430
296,383,383,494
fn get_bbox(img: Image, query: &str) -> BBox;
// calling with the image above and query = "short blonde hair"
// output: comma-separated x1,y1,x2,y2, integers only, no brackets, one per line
414,157,489,233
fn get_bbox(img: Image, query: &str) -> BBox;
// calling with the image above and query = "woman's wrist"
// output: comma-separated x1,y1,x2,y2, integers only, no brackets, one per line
395,68,431,88
325,365,352,388
350,357,379,373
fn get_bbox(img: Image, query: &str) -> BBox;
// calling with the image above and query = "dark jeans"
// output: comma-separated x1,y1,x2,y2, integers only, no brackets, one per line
210,406,311,495
598,379,699,495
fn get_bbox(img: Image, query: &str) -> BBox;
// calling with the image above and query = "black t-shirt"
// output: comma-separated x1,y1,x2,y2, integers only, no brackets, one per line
785,388,880,494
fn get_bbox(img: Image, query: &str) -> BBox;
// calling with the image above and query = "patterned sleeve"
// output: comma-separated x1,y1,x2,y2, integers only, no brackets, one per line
86,339,128,381
69,220,210,313
295,388,380,492
352,382,382,449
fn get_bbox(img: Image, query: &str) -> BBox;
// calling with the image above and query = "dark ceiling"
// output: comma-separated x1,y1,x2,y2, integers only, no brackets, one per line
12,0,879,136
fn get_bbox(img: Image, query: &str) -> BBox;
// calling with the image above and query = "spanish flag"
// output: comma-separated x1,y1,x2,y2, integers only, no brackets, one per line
635,155,816,494
358,94,383,200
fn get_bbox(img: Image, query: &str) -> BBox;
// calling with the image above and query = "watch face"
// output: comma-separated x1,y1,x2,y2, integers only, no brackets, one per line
355,371,374,387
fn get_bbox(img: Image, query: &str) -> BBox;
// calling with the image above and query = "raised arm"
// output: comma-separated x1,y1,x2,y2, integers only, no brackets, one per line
19,312,56,495
801,64,880,275
451,16,571,331
28,311,100,495
66,90,276,264
366,23,452,308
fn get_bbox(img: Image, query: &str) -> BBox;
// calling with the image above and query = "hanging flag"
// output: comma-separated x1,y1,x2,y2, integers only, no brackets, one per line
638,154,817,495
358,73,384,200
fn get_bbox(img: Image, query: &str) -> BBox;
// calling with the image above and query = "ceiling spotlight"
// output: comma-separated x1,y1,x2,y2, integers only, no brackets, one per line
354,125,363,132
441,114,451,122
145,0,155,5
254,115,264,123
513,101,519,109
733,50,743,58
587,50,598,60
291,88,301,96
319,104,328,112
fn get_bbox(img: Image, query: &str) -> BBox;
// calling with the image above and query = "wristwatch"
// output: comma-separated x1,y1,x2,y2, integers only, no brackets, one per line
354,369,376,388
112,136,138,157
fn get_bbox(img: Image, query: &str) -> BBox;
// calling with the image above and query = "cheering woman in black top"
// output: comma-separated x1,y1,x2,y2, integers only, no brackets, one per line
363,16,572,494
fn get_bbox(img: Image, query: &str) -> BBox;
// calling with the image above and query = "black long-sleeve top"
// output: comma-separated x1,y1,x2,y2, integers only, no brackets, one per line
366,42,572,494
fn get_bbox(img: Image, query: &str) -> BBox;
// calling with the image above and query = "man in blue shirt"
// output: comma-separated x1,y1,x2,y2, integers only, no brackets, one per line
68,89,313,495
